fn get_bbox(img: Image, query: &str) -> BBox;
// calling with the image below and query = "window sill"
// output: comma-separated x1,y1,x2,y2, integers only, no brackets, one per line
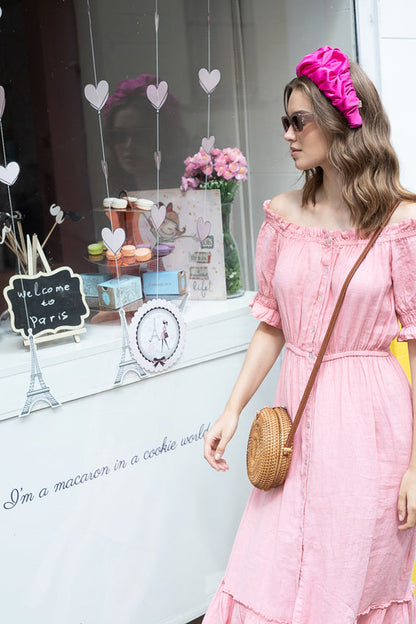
0,292,257,421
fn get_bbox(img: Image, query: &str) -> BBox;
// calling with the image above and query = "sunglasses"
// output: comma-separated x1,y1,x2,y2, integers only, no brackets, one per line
106,128,150,144
281,112,315,133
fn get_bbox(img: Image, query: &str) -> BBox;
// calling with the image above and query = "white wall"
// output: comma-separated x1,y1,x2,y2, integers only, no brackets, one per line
356,0,416,192
239,0,357,256
378,0,416,192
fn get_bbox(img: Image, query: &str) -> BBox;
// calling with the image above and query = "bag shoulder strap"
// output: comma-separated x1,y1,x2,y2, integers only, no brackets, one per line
283,202,399,452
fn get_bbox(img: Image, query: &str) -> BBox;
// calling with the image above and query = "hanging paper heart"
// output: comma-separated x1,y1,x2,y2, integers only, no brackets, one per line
146,81,168,110
0,161,19,186
0,86,5,119
198,68,221,94
49,203,64,224
101,227,126,254
154,151,162,170
151,203,166,231
84,80,109,111
155,11,159,32
101,159,108,177
197,217,211,243
201,135,215,154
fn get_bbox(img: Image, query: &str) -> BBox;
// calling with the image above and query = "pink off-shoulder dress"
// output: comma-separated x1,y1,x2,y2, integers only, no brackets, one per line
203,201,416,624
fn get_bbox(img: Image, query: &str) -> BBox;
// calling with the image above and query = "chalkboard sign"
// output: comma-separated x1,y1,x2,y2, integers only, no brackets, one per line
4,267,90,339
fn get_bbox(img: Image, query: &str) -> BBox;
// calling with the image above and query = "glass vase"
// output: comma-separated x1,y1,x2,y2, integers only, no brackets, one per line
221,202,244,298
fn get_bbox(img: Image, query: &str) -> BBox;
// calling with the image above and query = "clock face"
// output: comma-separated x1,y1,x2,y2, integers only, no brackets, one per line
129,299,185,372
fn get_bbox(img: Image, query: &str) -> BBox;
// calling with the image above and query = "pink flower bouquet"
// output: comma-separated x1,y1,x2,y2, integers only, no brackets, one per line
180,146,248,203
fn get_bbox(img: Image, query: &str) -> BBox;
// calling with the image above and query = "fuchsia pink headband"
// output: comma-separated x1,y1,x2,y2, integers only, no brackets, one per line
296,46,362,128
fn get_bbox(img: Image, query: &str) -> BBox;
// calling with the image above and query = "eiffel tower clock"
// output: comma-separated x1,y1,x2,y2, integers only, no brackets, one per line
129,299,186,373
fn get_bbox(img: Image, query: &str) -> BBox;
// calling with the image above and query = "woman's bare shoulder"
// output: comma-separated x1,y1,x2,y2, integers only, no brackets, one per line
268,190,303,221
390,200,416,224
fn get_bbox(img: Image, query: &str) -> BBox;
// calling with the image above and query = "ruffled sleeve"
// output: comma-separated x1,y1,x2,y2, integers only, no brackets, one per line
249,219,282,328
391,230,416,341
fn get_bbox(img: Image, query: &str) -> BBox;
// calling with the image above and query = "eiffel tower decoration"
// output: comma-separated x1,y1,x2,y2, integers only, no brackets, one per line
114,308,147,385
20,329,60,417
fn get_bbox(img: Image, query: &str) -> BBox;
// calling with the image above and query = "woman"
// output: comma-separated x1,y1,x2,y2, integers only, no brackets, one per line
203,47,416,623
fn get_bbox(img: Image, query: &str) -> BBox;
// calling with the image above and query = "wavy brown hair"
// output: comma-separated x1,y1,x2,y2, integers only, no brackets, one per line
284,63,416,235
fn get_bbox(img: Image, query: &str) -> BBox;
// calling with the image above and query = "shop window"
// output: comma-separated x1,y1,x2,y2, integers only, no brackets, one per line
0,0,356,311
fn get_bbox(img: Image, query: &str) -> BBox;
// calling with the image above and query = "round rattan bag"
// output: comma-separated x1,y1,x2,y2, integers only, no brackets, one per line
246,406,293,491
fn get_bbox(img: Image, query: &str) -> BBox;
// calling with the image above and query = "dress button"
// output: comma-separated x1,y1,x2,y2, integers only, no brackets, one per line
324,268,329,274
304,460,308,466
309,352,314,358
311,326,316,333
326,237,332,245
318,296,322,302
307,422,311,428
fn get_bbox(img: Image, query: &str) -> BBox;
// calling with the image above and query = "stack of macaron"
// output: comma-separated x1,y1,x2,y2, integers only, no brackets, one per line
152,242,175,257
87,197,156,267
93,244,152,267
106,249,121,266
134,198,153,211
102,196,154,211
134,244,152,263
98,244,153,267
103,197,128,210
120,245,136,265
88,241,106,262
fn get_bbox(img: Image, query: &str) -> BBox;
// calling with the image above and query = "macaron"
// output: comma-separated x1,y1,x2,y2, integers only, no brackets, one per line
88,253,105,262
121,245,136,265
124,196,140,207
120,244,136,257
106,250,122,263
134,247,152,262
88,241,104,255
103,197,128,209
135,198,153,211
122,256,136,266
152,243,172,257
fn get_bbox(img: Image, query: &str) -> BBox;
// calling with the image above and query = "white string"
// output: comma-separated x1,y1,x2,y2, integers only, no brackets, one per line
86,0,98,88
154,0,160,299
207,0,211,71
207,0,211,138
203,0,212,214
155,0,159,86
86,0,120,280
0,116,32,332
97,112,110,199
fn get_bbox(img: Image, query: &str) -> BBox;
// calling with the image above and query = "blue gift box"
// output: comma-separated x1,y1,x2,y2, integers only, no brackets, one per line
97,275,143,310
142,270,187,296
79,273,111,297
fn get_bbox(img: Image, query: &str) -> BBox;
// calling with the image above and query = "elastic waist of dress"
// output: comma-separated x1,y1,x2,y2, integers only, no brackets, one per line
285,342,390,362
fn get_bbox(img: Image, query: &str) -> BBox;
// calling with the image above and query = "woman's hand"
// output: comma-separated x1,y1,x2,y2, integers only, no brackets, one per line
203,323,285,473
204,413,239,472
398,466,416,530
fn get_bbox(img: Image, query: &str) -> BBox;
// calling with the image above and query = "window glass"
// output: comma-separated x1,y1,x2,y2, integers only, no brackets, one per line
0,0,356,311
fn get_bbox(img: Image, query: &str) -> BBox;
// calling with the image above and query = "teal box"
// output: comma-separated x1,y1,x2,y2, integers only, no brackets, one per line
98,275,143,310
142,270,187,296
79,273,111,297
